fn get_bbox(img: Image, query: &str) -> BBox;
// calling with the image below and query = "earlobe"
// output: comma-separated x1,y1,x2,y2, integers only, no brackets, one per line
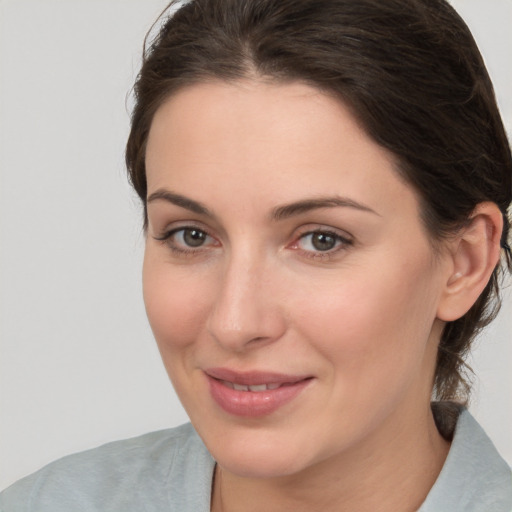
437,202,503,322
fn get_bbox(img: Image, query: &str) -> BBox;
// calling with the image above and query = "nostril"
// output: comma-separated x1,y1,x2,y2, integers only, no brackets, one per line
249,336,267,343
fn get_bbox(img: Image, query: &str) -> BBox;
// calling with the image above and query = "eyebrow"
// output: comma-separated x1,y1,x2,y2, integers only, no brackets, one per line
147,189,214,217
147,189,379,221
271,197,380,221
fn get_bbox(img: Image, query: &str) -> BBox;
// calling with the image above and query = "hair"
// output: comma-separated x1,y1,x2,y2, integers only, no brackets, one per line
126,0,512,405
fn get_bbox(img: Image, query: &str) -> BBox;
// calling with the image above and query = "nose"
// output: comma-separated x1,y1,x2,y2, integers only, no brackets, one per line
206,250,287,352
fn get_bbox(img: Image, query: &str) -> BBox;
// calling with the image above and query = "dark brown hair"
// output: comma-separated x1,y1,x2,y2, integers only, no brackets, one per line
126,0,512,403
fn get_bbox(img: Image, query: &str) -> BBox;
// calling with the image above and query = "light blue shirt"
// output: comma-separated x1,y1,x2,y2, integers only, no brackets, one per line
1,408,511,511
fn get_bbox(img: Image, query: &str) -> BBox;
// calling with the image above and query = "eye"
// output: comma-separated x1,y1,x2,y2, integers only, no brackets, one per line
291,228,353,258
300,231,340,252
175,227,209,248
154,226,218,254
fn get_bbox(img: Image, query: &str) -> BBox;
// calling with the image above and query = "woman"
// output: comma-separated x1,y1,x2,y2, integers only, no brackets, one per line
1,0,511,510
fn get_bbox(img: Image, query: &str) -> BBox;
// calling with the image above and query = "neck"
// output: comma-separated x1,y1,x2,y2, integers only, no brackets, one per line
211,404,450,512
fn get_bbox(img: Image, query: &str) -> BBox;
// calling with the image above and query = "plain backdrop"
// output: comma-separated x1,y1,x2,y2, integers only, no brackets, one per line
0,0,511,490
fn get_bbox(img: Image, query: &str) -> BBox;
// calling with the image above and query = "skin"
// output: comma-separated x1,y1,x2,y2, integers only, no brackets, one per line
142,80,498,511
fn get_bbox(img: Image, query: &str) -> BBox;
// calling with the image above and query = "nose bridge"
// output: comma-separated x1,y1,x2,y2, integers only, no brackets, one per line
207,244,284,350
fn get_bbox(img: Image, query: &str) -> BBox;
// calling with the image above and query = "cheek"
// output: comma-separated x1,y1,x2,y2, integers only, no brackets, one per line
292,258,440,385
142,251,212,355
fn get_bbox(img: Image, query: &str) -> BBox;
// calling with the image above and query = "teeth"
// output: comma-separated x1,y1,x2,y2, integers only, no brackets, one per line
222,381,282,392
248,384,267,392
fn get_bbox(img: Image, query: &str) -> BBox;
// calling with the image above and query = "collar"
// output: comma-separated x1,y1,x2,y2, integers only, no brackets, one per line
419,407,512,511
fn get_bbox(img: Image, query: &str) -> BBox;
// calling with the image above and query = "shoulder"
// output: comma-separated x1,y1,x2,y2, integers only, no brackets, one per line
0,423,215,512
420,406,512,512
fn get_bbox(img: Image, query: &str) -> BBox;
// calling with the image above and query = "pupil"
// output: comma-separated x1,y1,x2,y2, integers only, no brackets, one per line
312,232,336,251
184,229,206,247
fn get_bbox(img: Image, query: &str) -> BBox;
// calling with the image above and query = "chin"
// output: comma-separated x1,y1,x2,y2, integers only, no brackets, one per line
196,420,322,479
215,446,311,479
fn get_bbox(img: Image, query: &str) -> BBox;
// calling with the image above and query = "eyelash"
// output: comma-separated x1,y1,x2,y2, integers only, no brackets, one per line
153,226,353,260
290,229,354,261
153,226,218,256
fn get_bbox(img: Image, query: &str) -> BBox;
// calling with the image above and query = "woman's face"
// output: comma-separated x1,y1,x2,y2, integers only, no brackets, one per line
143,80,451,478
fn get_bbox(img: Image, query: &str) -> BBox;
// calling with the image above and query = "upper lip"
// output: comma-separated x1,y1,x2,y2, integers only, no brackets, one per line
205,367,312,386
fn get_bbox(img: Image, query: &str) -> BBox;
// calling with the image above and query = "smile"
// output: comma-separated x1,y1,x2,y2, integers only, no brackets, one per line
205,368,313,417
221,381,284,391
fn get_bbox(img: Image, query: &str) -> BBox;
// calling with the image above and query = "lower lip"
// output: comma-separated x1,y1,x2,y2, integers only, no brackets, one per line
207,376,312,417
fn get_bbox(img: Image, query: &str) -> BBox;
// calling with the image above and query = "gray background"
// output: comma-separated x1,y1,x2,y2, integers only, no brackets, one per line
1,0,511,490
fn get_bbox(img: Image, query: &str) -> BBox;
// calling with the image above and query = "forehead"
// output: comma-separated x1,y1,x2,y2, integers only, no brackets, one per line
145,80,419,220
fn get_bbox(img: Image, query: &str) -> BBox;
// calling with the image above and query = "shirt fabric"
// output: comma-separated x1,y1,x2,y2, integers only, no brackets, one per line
1,408,511,511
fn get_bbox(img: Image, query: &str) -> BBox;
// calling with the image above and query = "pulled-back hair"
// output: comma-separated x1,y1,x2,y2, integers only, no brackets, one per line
126,0,512,403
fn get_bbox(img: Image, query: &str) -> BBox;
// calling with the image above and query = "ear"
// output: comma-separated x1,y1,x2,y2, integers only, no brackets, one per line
437,202,503,322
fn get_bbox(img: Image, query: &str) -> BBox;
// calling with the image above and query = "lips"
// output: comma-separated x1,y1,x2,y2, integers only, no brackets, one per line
205,368,313,417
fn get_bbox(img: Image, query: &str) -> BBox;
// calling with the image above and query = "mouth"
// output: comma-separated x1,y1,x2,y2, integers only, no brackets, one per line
204,368,313,417
217,379,311,392
220,381,283,391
